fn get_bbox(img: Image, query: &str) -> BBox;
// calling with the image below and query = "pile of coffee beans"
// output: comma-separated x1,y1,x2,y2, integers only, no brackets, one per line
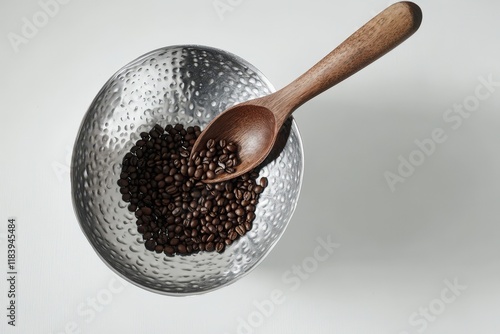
191,138,239,180
117,123,267,256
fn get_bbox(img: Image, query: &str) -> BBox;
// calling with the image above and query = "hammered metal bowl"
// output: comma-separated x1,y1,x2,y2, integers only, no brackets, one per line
71,45,303,295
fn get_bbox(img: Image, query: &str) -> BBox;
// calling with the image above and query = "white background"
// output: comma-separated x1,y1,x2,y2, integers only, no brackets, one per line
1,0,500,333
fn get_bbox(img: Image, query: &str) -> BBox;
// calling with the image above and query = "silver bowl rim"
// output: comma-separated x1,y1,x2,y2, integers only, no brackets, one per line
71,44,305,296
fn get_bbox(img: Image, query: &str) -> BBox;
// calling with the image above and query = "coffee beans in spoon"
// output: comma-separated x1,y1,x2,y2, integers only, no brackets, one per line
117,123,267,256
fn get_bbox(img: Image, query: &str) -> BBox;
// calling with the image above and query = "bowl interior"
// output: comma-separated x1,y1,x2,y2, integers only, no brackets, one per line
71,45,303,295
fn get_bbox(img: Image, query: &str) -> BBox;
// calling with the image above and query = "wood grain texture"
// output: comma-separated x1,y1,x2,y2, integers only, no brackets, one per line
265,1,423,126
192,1,422,183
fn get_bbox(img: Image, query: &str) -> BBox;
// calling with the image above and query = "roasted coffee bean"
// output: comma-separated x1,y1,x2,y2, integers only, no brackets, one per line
145,239,156,251
235,225,245,236
219,154,228,163
117,179,128,187
247,212,256,221
142,207,152,215
260,177,268,188
166,185,177,194
206,170,215,179
228,231,238,241
216,242,224,253
177,244,187,254
226,143,237,152
164,246,175,256
206,139,215,149
235,207,245,216
117,123,268,256
194,168,203,179
213,166,223,175
172,207,182,216
206,242,215,252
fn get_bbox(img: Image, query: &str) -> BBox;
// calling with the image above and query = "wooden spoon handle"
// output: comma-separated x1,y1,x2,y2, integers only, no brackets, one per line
271,1,422,126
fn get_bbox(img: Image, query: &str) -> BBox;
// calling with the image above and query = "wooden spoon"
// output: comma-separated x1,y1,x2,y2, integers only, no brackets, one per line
192,1,422,183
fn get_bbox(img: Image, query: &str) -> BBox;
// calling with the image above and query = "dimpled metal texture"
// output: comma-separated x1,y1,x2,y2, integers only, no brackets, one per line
71,45,303,295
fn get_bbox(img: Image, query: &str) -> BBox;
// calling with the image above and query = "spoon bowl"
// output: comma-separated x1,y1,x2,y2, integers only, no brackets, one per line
192,104,277,182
